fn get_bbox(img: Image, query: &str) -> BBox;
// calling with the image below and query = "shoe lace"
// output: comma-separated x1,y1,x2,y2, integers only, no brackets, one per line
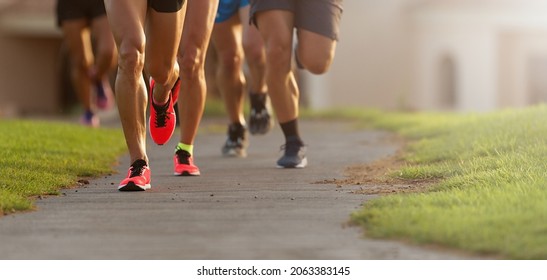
227,124,246,143
250,108,267,119
280,141,304,156
225,139,237,148
250,94,267,111
129,160,147,178
152,96,171,128
176,149,191,165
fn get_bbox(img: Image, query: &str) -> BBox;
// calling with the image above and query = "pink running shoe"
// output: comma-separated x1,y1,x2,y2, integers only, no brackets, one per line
148,78,177,145
174,149,200,176
118,159,151,191
95,79,114,110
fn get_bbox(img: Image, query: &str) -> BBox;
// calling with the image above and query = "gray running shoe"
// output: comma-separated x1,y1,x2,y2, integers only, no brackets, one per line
222,123,249,158
276,138,307,168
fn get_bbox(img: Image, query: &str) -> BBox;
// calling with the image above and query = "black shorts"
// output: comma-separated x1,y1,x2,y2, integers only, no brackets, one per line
56,0,107,27
250,0,343,41
148,0,185,13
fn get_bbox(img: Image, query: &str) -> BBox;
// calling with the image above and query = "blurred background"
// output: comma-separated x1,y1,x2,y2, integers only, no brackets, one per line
2,0,547,118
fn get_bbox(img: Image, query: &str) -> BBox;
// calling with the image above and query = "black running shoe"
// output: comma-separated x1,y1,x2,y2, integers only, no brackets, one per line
222,123,249,157
249,93,273,135
277,138,307,168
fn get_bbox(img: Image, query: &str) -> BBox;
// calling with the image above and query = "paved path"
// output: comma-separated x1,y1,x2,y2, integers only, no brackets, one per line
0,119,470,259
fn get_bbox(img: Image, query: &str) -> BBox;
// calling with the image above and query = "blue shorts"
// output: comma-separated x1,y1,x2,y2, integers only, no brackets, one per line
215,0,249,23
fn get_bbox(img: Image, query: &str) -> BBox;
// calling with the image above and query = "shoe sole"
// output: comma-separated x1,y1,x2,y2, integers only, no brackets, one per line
174,171,201,176
118,181,151,191
250,128,271,135
222,149,247,158
276,158,308,169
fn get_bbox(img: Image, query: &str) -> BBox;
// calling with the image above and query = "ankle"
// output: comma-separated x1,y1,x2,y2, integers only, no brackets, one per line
250,92,267,109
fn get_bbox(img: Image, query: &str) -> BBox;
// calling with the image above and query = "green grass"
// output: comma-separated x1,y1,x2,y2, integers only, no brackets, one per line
0,120,126,215
202,96,227,117
5,102,546,258
309,105,547,259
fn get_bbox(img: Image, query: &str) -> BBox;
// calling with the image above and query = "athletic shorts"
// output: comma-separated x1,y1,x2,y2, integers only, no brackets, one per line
215,0,250,23
56,0,106,26
148,0,185,13
250,0,343,41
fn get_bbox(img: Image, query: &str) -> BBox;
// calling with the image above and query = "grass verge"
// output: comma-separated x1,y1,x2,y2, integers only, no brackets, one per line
307,105,547,259
0,120,126,215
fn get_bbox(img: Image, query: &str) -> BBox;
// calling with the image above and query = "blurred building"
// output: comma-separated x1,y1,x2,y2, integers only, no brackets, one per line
3,0,547,117
306,0,547,112
0,0,62,117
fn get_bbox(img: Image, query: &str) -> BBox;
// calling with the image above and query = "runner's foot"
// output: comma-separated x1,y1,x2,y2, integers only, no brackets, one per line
221,123,248,158
118,159,151,191
148,78,177,145
174,149,201,176
249,93,273,135
80,111,99,127
95,79,114,110
277,137,307,168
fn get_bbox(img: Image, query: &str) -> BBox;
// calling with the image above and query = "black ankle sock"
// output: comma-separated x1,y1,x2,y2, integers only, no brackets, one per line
229,122,245,135
280,119,303,145
131,159,148,168
230,122,245,129
228,122,246,141
250,92,267,110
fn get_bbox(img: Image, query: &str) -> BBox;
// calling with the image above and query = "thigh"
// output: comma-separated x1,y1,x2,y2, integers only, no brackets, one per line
212,14,242,58
294,0,341,68
90,15,115,52
61,19,93,64
180,0,219,59
295,29,337,67
146,7,185,68
239,5,263,51
104,0,147,55
253,9,293,53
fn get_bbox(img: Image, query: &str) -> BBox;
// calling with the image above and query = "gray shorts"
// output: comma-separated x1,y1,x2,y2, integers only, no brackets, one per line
250,0,343,41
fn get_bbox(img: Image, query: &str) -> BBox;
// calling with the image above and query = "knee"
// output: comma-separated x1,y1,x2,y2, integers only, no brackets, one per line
243,42,264,67
117,41,145,75
147,60,176,85
218,49,243,75
178,47,205,81
296,50,333,75
265,43,291,72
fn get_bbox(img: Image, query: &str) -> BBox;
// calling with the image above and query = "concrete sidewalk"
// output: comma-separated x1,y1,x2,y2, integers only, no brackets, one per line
0,119,469,259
